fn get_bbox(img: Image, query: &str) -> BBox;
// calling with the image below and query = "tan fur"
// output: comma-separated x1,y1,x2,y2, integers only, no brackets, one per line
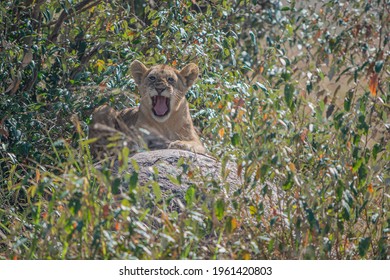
89,60,206,155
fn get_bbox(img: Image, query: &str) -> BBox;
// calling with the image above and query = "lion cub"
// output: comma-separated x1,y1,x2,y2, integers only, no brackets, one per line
89,60,206,155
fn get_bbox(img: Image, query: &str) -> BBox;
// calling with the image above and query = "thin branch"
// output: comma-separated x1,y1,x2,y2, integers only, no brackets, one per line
130,13,146,27
48,0,103,43
67,42,107,86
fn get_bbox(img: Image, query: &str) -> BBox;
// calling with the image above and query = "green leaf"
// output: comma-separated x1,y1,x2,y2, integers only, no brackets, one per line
344,91,353,112
305,207,320,233
286,24,293,36
306,81,312,93
152,182,162,202
215,199,225,220
282,171,294,190
352,158,363,173
336,181,344,202
129,172,138,189
249,31,256,45
260,164,270,181
372,143,381,160
68,191,82,215
167,174,180,185
231,133,240,146
358,164,368,186
371,213,379,224
131,159,140,172
253,82,267,92
357,114,369,134
177,157,185,167
185,186,195,206
374,60,383,73
342,200,350,221
284,83,295,110
358,237,371,257
112,178,121,194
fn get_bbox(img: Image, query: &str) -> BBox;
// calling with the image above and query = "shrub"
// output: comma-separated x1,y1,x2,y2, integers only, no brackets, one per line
0,0,388,259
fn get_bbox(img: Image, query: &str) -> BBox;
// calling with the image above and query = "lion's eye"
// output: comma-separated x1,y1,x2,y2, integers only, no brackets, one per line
148,75,156,81
167,77,175,83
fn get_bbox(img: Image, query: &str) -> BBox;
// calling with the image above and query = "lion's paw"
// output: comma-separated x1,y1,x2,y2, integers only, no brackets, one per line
168,140,192,151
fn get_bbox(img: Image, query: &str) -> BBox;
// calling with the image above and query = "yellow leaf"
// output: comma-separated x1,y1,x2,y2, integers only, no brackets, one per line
249,205,257,215
245,162,257,178
288,162,296,173
255,165,261,181
106,22,112,32
218,127,225,138
96,60,105,67
28,185,37,198
300,128,308,142
237,163,243,177
367,184,374,194
95,59,105,72
259,66,264,74
369,74,378,96
243,252,251,260
35,169,40,183
152,19,159,27
231,217,238,231
236,109,245,121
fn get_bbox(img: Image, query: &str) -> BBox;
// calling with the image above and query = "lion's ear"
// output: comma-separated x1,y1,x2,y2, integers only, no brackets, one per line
130,60,148,85
180,63,199,88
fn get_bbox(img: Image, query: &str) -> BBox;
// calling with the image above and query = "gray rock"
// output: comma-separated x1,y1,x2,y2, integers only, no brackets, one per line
120,149,241,192
97,148,278,218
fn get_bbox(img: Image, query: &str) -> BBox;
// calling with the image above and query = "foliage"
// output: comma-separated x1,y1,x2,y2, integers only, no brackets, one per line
0,0,389,259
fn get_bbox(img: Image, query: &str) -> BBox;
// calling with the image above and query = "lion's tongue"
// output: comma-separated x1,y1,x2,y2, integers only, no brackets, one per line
153,96,168,116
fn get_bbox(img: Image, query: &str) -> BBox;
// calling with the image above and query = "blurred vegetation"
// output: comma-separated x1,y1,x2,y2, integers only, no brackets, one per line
0,0,389,259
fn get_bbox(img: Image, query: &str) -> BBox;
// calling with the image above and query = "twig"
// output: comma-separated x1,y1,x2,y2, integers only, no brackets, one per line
67,42,107,86
48,0,103,43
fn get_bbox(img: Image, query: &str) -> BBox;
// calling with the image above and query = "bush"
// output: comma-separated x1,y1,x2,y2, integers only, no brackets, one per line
0,0,388,259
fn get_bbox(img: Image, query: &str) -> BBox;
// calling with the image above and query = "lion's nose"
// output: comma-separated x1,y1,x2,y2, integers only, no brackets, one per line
155,87,166,94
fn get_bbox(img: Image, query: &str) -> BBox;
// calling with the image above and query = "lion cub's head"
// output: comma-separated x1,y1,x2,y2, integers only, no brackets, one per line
130,60,199,122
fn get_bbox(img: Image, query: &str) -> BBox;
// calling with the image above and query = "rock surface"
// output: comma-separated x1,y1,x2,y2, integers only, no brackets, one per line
101,149,279,218
118,149,241,192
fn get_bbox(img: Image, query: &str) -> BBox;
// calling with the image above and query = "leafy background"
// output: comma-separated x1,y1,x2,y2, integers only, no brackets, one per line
0,0,389,259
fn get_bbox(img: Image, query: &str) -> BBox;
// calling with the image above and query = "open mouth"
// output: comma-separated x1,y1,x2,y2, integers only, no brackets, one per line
151,96,170,117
